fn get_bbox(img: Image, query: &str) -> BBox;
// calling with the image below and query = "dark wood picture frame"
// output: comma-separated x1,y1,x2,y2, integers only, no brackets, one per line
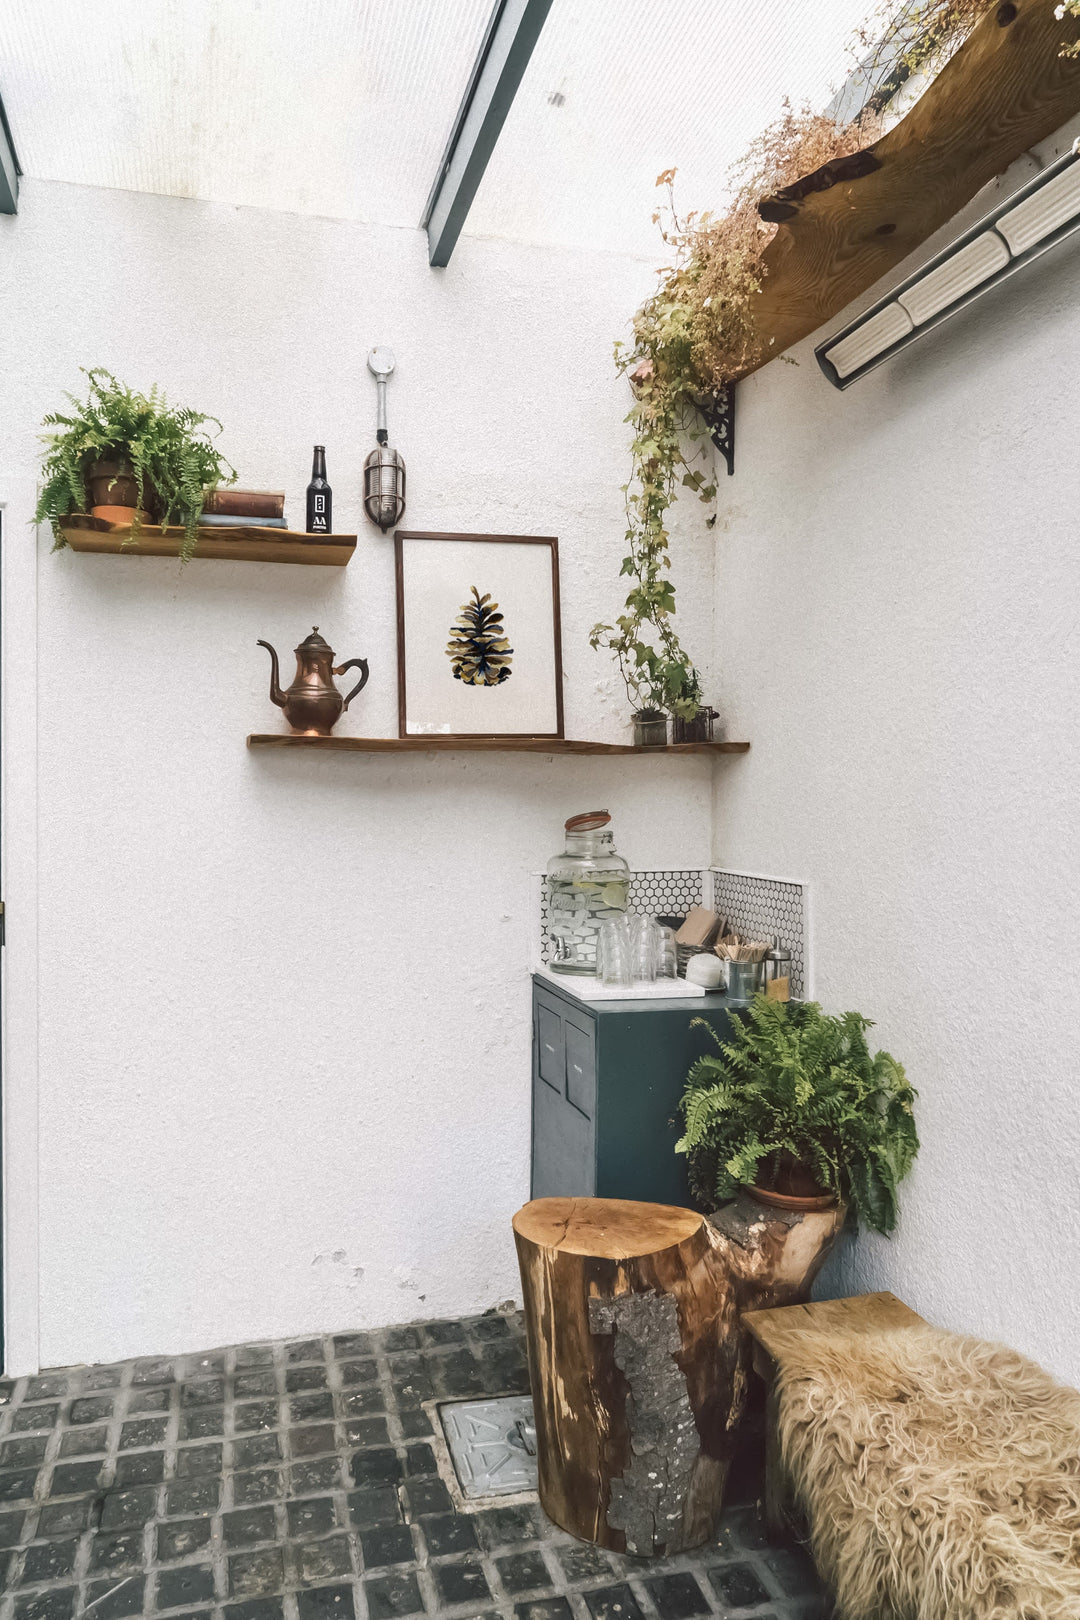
394,530,564,741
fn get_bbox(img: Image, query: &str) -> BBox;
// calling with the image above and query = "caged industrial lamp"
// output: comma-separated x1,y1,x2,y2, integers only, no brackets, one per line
363,347,407,530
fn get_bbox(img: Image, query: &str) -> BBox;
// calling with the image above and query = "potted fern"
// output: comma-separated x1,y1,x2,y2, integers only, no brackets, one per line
35,368,236,563
676,997,919,1235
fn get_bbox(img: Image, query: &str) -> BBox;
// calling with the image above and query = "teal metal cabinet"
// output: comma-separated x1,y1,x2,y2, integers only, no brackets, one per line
531,974,733,1206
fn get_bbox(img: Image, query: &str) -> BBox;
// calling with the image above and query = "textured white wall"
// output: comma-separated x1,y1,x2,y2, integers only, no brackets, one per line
713,132,1080,1382
0,179,717,1370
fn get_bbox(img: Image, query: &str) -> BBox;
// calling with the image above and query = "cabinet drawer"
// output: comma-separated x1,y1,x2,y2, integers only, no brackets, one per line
536,1003,564,1091
564,1018,596,1118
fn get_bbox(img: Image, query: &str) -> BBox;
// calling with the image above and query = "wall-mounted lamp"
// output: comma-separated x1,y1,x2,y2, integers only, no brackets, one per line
816,138,1080,388
363,348,407,530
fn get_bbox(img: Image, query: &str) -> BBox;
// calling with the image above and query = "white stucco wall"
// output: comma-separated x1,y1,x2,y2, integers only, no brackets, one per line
713,133,1080,1382
0,178,717,1371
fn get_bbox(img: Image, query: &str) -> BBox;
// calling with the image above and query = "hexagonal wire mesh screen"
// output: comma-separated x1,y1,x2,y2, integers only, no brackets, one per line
538,868,807,998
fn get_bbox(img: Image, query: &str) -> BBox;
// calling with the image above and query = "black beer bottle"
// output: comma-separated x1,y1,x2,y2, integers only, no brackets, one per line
306,445,332,534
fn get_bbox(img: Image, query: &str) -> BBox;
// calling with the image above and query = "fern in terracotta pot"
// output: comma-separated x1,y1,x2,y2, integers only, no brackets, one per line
35,368,236,562
676,997,919,1235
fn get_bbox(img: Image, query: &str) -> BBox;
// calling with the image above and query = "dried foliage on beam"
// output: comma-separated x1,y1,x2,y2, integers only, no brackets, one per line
593,0,1080,721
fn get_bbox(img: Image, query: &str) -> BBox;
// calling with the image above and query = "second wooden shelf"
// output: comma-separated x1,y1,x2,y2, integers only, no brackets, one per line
247,735,750,756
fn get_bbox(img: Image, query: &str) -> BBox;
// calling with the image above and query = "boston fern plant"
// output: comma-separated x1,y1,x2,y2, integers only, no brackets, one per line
676,997,919,1235
35,368,236,563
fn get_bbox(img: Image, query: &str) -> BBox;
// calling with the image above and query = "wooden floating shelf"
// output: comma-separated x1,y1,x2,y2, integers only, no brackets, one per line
246,735,750,756
60,515,356,568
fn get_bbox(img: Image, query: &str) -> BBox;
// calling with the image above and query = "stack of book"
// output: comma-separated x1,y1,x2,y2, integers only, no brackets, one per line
199,489,288,530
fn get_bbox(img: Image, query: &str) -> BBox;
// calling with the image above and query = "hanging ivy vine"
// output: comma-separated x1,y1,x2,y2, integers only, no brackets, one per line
592,0,993,723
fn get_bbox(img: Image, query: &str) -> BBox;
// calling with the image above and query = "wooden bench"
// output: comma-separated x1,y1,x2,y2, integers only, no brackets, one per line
743,1291,926,1543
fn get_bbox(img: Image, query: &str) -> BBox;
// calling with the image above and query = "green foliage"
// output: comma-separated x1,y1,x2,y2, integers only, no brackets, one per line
676,997,919,1235
35,368,236,564
446,587,513,686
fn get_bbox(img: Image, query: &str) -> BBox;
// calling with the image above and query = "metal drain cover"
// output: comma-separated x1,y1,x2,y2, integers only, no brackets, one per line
440,1395,537,1498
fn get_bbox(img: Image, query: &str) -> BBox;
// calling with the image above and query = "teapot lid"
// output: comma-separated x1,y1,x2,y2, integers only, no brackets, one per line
295,626,333,655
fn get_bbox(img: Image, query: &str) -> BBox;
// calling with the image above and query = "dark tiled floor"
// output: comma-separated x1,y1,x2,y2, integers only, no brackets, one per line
0,1312,828,1620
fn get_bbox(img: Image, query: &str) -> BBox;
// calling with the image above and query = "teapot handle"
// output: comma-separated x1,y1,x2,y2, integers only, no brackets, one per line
335,658,370,711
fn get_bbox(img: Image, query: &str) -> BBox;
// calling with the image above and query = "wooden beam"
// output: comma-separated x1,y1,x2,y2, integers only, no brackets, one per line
739,0,1080,378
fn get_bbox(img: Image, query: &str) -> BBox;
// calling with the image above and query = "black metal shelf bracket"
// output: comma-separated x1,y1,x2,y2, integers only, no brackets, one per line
700,384,735,477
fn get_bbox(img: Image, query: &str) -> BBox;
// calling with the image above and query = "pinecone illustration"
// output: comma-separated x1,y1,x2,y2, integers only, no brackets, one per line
446,587,513,686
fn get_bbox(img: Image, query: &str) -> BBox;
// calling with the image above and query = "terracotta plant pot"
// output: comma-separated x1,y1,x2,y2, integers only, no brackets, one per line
91,505,153,525
88,458,140,511
750,1184,838,1213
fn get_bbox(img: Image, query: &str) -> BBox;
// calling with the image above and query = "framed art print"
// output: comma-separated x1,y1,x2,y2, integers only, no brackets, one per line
395,531,564,739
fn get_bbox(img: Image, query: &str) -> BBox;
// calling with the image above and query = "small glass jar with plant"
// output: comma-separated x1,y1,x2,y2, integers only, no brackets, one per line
35,368,237,563
676,996,919,1234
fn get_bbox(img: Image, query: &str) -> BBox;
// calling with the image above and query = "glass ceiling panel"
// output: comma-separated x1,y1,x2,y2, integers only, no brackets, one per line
465,0,874,256
0,0,875,253
0,0,492,226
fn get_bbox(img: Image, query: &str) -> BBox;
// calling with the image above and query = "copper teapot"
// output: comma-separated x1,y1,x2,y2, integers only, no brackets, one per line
258,627,369,736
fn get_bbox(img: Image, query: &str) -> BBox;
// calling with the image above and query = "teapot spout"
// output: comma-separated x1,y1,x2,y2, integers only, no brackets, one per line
257,639,286,708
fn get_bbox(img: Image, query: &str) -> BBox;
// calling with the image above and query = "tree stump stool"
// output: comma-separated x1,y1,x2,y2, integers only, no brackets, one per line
513,1194,845,1556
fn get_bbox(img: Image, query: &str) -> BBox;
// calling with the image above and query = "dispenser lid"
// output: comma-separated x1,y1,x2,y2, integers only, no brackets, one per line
565,810,611,832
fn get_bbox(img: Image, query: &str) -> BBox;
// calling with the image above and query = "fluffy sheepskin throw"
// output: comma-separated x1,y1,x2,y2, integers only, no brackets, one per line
775,1324,1080,1620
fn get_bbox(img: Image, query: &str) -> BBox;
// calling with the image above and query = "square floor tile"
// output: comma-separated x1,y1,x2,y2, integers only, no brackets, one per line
397,1408,433,1440
434,1558,493,1606
0,1510,26,1546
58,1425,108,1457
37,1498,93,1536
469,1316,511,1342
402,1476,452,1518
496,1551,552,1595
339,1360,378,1387
556,1545,615,1583
180,1407,226,1441
19,1538,78,1583
583,1587,644,1620
474,1506,538,1549
12,1404,59,1432
224,1604,285,1620
349,1449,401,1490
236,1373,278,1401
84,1575,146,1619
14,1587,76,1620
706,1562,771,1609
235,1345,275,1370
420,1513,478,1558
286,1368,328,1394
341,1388,385,1419
175,1443,223,1478
156,1563,216,1609
333,1333,373,1358
165,1478,222,1516
291,1393,334,1424
233,1469,283,1506
291,1458,342,1494
157,1517,213,1560
0,1470,39,1504
233,1435,281,1470
88,1531,145,1574
2,1437,48,1469
114,1449,165,1486
384,1327,421,1352
360,1522,415,1568
223,1507,278,1547
182,1378,225,1407
346,1488,401,1530
296,1534,352,1584
229,1548,285,1597
644,1574,710,1620
363,1570,424,1619
290,1425,336,1459
513,1602,572,1620
120,1418,168,1449
287,1496,337,1538
345,1416,390,1449
68,1396,113,1426
298,1587,356,1620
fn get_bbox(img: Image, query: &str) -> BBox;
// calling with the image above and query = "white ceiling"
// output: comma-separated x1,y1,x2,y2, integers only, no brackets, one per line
0,0,873,256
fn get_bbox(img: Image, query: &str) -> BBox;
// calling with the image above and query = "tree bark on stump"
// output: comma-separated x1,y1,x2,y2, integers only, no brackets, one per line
513,1194,845,1556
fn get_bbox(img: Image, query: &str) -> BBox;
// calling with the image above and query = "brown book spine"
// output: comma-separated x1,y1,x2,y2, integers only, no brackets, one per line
202,489,285,519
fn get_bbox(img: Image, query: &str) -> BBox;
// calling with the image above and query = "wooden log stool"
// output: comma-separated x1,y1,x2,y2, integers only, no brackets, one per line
513,1194,845,1556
